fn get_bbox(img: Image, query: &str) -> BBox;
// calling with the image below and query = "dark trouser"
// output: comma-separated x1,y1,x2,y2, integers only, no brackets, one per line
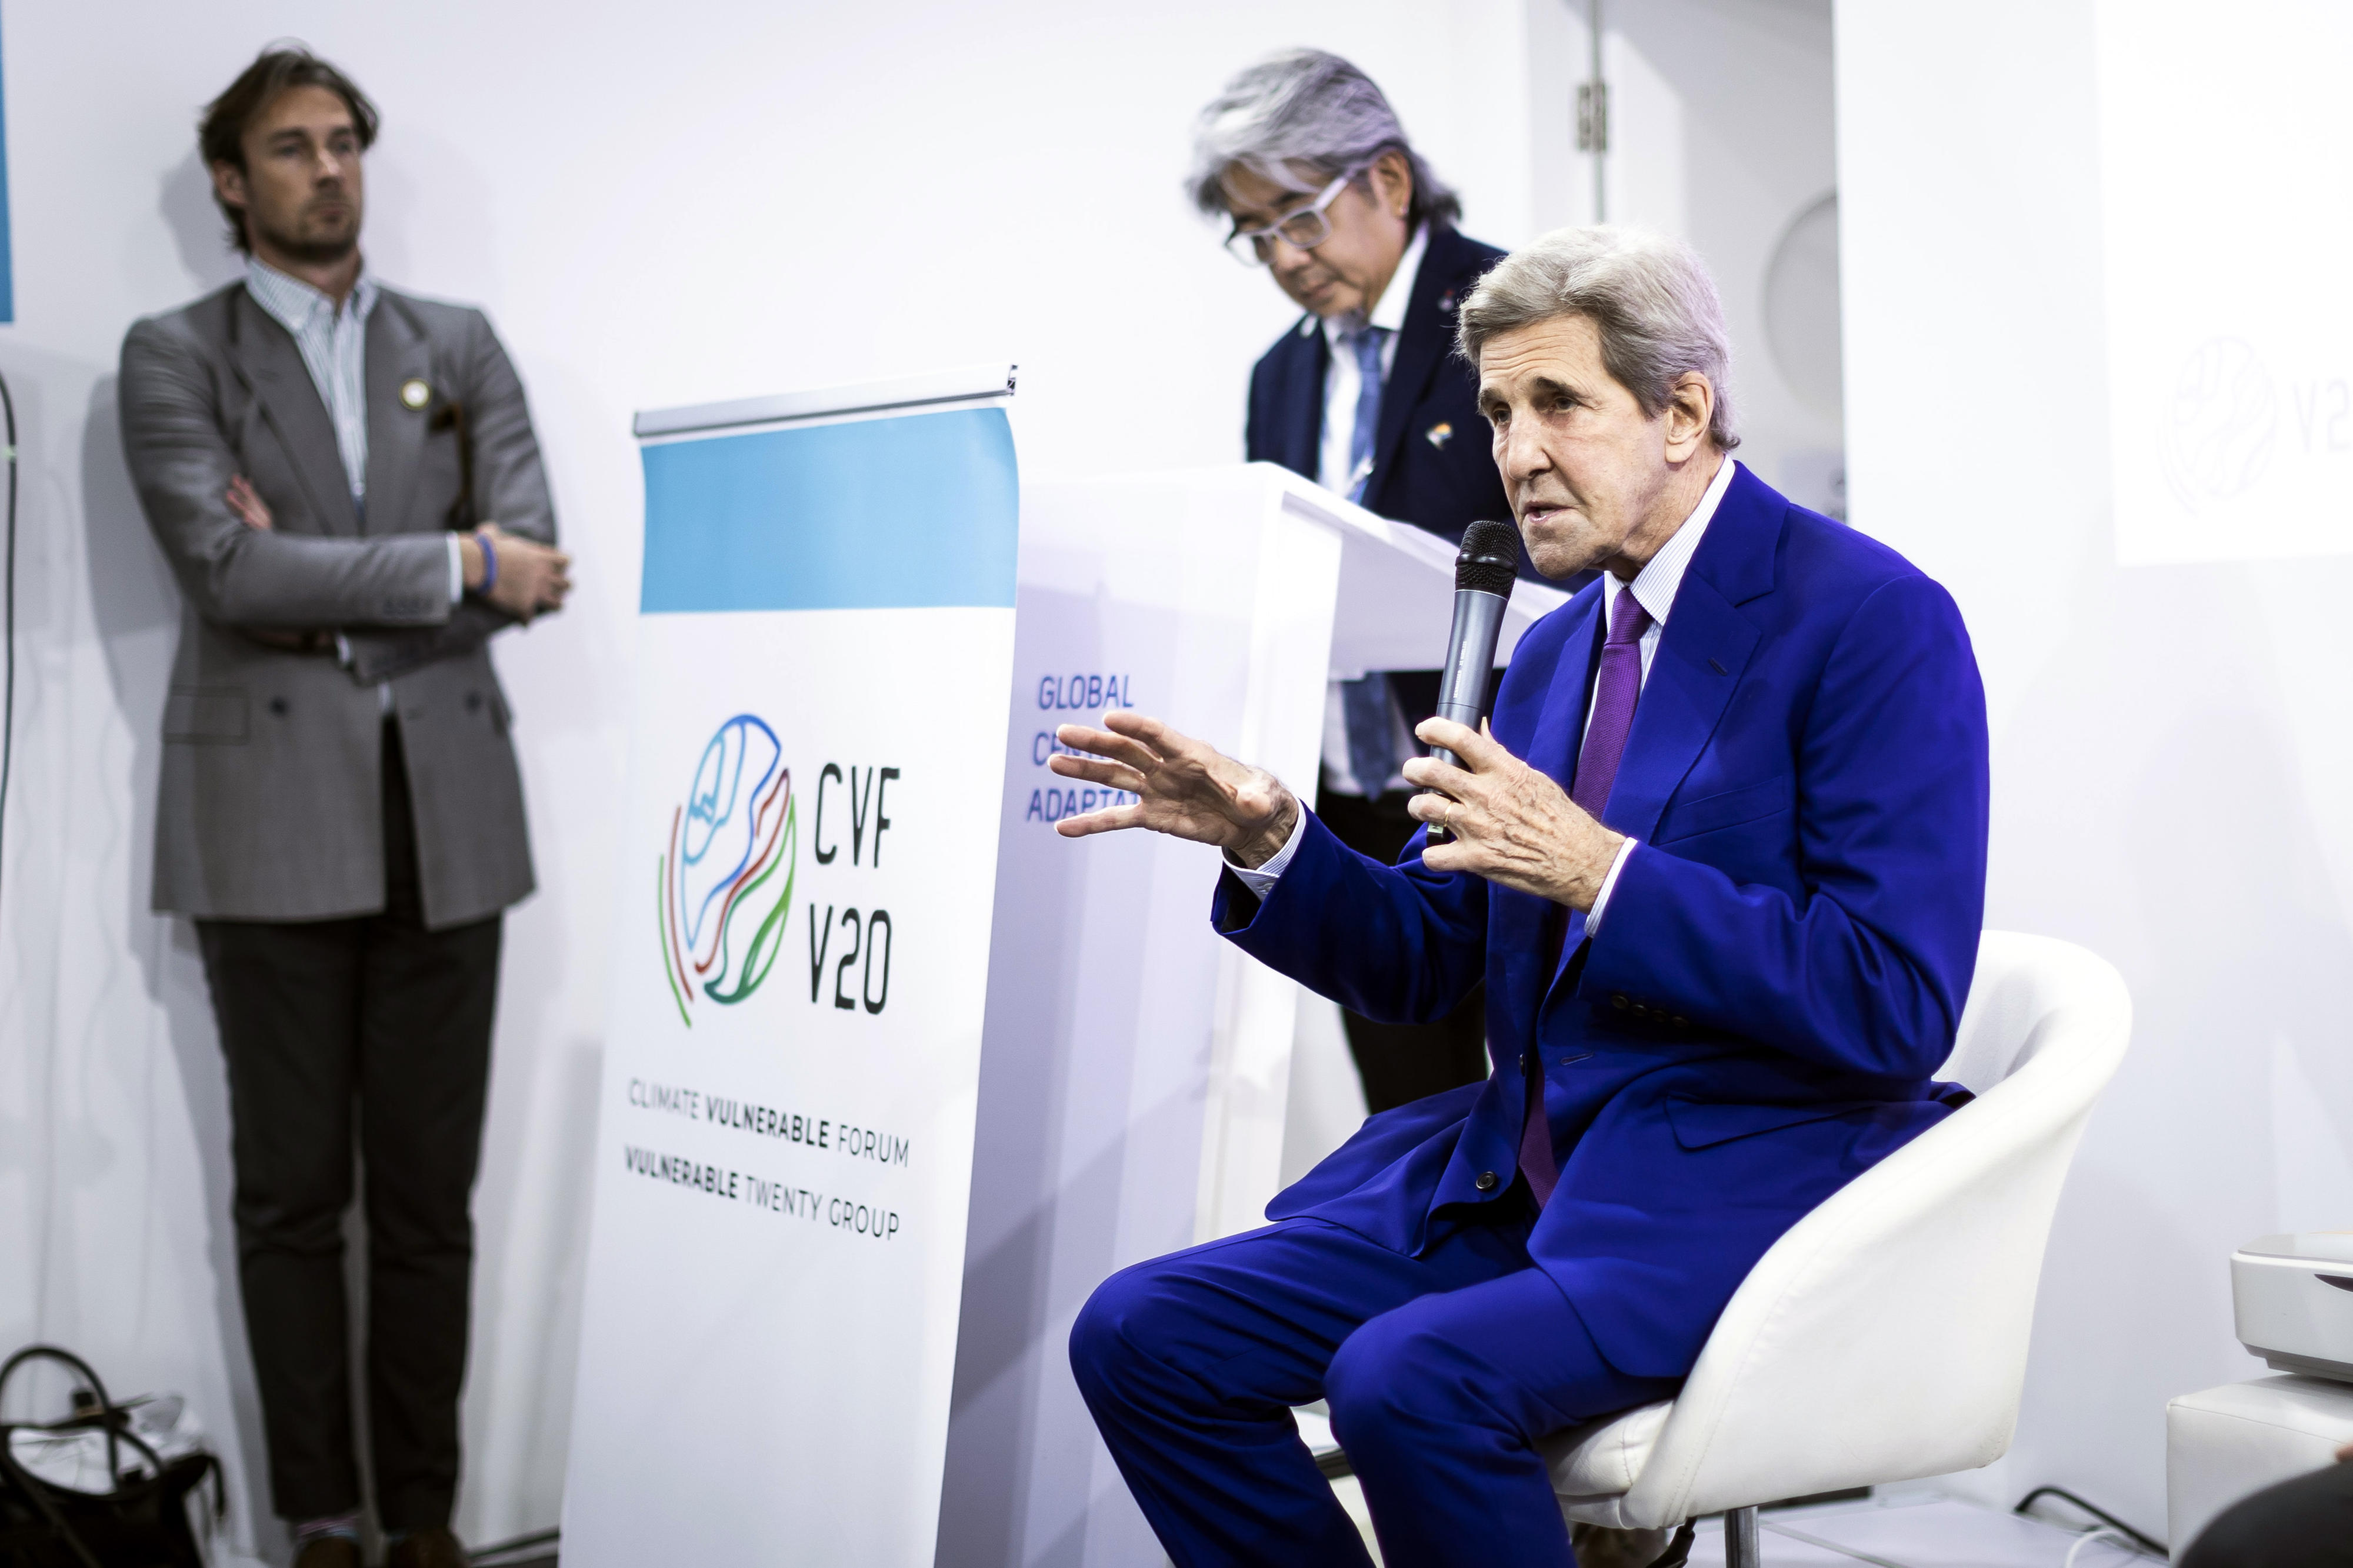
1314,783,1491,1112
194,720,501,1530
1069,1212,1681,1567
2181,1459,2353,1566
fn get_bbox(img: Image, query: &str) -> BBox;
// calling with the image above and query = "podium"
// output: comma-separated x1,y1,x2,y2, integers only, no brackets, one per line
937,462,1565,1567
561,370,1564,1567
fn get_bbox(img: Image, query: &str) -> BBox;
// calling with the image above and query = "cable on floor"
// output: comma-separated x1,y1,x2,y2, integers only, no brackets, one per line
2014,1485,2167,1558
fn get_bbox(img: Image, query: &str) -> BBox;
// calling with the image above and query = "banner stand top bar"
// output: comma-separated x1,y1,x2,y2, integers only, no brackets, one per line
633,363,1018,440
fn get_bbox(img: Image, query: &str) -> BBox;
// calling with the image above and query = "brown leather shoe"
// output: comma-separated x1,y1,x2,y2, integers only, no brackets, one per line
1571,1523,1672,1568
292,1539,362,1568
386,1527,468,1568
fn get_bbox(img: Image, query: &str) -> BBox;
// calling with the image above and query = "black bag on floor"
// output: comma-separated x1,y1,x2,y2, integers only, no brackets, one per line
0,1346,222,1567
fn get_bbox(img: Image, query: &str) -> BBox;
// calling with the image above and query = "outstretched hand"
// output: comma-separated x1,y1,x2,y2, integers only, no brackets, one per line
1048,711,1299,868
1403,717,1623,909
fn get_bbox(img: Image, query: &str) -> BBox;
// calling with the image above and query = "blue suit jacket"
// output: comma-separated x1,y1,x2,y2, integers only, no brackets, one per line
1212,466,1990,1378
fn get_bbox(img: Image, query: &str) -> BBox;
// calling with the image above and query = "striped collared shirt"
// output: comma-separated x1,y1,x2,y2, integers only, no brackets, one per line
244,257,380,505
1591,452,1739,702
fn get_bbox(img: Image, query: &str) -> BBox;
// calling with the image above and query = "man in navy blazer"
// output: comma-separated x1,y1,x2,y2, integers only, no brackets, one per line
1194,49,1528,1110
1051,226,1988,1566
1240,199,1509,559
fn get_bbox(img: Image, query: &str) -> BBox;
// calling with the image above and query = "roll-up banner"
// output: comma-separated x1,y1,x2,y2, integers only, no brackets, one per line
563,368,1021,1566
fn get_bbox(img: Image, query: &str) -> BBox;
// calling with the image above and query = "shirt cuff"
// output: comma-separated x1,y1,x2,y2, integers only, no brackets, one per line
1225,806,1309,898
446,533,464,604
1584,838,1641,936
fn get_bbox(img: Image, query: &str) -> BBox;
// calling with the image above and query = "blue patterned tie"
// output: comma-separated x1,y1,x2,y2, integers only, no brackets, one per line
1344,323,1388,505
1341,676,1397,796
1339,323,1397,795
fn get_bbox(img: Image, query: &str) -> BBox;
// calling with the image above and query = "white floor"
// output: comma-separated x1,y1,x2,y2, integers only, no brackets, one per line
207,1487,2163,1568
1681,1493,2159,1567
1311,1488,2163,1568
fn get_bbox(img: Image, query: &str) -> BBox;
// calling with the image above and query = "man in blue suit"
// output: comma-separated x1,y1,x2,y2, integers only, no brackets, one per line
1193,50,1533,1109
1051,226,1989,1566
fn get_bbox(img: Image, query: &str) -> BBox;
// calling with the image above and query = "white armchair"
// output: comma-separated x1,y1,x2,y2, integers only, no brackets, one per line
1540,932,2132,1564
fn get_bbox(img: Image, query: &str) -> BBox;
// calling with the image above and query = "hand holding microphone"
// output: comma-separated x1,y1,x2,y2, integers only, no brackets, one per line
1420,521,1521,845
1407,520,1624,910
1405,716,1623,910
1045,521,1524,869
1045,515,1621,909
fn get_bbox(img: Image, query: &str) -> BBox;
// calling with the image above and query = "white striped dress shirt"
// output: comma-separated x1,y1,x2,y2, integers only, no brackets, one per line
244,258,379,506
243,261,465,703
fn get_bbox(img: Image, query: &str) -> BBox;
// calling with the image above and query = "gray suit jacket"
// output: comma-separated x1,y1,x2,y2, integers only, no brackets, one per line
120,281,555,929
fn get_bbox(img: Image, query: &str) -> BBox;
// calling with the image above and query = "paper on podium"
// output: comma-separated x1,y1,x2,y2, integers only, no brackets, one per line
1308,474,1569,679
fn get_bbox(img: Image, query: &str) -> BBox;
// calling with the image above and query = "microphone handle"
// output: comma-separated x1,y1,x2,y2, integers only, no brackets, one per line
1422,588,1508,846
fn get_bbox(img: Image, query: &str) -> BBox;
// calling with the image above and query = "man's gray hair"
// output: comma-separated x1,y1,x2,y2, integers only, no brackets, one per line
1457,226,1739,451
1188,49,1461,229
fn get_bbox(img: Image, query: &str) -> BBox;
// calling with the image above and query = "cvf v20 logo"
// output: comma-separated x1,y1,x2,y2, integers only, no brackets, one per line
656,714,899,1027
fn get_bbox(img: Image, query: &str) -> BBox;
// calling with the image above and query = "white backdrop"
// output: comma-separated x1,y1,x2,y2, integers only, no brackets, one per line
0,1,1583,1555
1838,0,2353,1542
22,0,2269,1556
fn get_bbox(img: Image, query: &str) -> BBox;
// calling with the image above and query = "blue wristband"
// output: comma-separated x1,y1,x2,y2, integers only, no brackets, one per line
475,531,498,596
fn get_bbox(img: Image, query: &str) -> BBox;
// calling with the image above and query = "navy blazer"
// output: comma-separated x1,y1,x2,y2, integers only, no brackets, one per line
1245,223,1512,553
1212,466,1991,1379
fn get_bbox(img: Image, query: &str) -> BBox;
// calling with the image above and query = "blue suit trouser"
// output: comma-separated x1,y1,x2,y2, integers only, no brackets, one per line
1069,1210,1682,1567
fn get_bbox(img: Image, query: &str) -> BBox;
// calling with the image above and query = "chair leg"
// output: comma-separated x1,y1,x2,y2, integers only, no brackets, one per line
1723,1506,1761,1568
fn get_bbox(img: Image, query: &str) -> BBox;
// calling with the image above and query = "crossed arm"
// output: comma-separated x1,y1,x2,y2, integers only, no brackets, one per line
119,311,571,679
221,476,568,625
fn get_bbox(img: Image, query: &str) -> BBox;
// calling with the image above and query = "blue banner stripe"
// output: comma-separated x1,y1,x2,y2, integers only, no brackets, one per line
639,405,1018,613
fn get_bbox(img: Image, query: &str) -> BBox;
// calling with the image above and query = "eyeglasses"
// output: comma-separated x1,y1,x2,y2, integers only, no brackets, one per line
1224,167,1365,266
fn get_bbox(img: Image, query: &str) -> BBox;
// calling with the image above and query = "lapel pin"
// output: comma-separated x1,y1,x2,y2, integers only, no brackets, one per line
1427,422,1454,449
1439,291,1457,315
400,378,431,411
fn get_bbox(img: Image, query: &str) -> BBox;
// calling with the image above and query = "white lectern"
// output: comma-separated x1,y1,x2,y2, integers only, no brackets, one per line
936,463,1565,1567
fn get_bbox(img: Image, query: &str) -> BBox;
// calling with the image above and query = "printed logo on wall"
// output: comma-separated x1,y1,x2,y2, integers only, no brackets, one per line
657,714,796,1025
2159,336,2277,513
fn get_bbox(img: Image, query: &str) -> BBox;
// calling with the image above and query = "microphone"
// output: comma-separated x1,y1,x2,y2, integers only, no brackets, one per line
1422,520,1521,846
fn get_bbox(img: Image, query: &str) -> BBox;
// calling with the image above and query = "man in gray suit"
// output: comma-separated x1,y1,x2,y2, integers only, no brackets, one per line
118,48,570,1568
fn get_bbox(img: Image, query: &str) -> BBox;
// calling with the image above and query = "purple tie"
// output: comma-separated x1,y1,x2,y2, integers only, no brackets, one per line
1519,586,1652,1206
1572,588,1654,818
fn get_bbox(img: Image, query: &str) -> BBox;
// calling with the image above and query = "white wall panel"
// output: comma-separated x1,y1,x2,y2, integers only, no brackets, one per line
1603,0,1846,512
1837,0,2353,1542
0,2,1565,1557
